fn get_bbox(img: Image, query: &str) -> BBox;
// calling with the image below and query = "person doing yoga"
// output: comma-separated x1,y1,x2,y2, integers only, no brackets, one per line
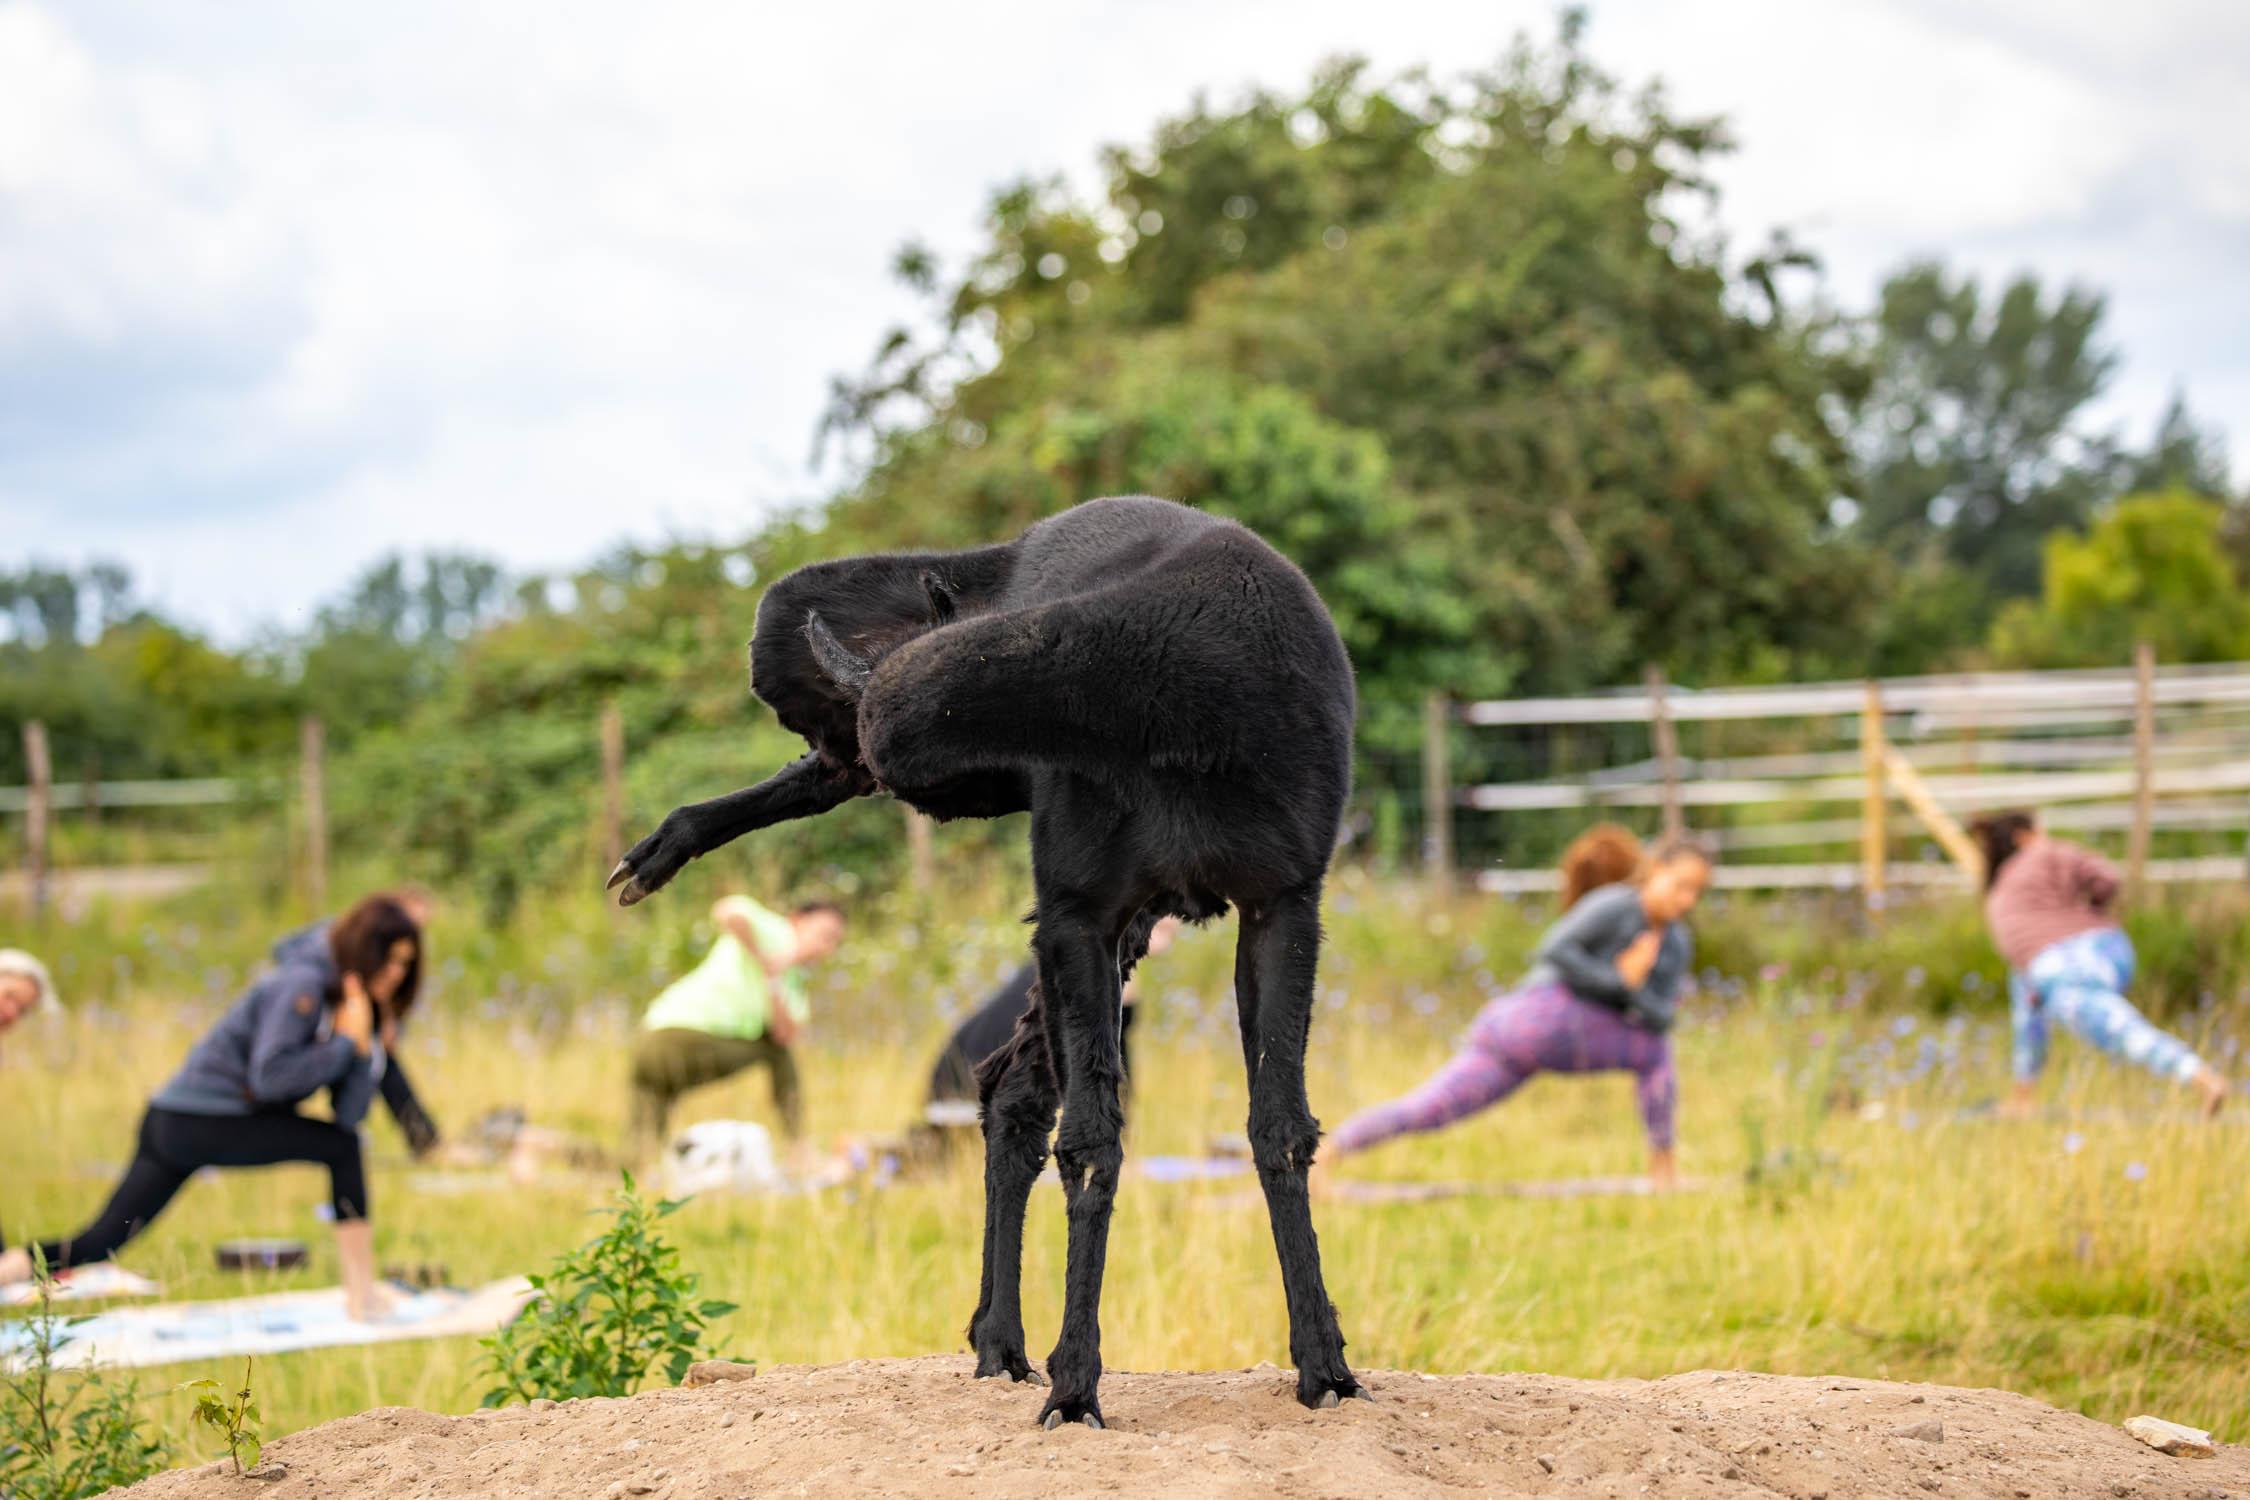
1314,826,1710,1190
0,894,423,1320
0,948,60,1263
1972,810,2228,1119
626,893,847,1162
272,886,443,1158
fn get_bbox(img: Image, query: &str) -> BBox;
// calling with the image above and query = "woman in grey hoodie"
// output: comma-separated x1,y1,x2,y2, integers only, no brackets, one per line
0,895,422,1320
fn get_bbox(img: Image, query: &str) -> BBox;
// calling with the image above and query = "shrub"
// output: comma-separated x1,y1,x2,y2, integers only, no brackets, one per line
479,1173,737,1406
0,1260,170,1500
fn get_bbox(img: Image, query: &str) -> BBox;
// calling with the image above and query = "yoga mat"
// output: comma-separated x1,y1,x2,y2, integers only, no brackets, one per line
1327,1174,1709,1203
0,1263,162,1308
1134,1155,1256,1182
0,1276,536,1372
1189,1173,1713,1209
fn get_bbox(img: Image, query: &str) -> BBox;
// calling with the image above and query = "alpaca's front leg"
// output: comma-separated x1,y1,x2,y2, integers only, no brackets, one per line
1033,914,1127,1429
607,752,865,905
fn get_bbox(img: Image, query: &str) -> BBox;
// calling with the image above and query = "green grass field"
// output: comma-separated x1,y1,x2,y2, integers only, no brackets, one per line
4,873,2246,1471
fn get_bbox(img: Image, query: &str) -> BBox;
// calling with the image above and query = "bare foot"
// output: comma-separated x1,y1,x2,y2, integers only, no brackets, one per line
1646,1149,1679,1192
2193,1066,2229,1119
0,1247,32,1283
346,1281,403,1323
1997,1081,2038,1121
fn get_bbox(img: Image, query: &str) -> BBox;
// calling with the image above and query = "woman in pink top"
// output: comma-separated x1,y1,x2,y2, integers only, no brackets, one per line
1971,811,2228,1118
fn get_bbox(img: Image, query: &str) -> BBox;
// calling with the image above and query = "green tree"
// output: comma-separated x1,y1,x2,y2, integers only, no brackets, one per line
824,14,1878,736
1989,489,2250,668
1853,261,2119,607
2120,392,2235,503
0,564,300,783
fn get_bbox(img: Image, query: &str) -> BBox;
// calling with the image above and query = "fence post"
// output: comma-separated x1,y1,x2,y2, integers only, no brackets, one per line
1423,693,1453,886
300,716,327,917
2128,639,2155,889
1861,681,1886,910
600,702,626,874
22,720,51,917
1645,665,1684,841
906,807,935,892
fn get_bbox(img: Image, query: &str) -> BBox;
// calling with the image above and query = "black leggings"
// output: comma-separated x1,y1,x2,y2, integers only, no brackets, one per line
35,1106,368,1270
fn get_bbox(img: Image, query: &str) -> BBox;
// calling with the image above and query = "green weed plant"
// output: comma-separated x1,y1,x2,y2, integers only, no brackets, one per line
178,1358,262,1476
479,1173,737,1406
0,1258,169,1500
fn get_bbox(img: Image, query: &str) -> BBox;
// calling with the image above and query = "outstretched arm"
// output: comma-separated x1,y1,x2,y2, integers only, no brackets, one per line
610,752,869,906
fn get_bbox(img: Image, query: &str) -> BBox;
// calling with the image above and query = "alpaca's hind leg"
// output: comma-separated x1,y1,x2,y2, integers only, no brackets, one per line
967,1021,1057,1384
1235,884,1368,1409
1034,913,1128,1429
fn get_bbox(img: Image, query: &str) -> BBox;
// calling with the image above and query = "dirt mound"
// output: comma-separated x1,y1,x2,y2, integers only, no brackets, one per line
123,1355,2241,1499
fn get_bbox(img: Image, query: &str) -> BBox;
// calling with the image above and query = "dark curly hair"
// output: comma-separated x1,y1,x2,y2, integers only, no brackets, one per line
1968,809,2038,891
327,894,424,1015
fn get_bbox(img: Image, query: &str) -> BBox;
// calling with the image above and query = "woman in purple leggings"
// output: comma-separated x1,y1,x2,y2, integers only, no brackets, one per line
1316,829,1713,1189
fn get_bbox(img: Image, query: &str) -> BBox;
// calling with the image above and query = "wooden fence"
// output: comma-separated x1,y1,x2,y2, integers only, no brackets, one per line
1424,650,2250,898
14,652,2250,909
5,708,944,916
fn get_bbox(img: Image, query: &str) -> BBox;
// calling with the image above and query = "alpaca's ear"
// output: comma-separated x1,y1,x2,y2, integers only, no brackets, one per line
804,610,873,700
921,571,958,625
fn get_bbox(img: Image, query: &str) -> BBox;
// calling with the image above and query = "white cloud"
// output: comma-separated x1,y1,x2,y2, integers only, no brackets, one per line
2,0,2245,640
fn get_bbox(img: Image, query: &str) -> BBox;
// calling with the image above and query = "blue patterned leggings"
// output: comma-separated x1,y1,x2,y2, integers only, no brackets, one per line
2009,927,2205,1084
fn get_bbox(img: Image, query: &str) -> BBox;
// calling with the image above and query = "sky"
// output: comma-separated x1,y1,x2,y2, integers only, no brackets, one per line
3,0,2245,641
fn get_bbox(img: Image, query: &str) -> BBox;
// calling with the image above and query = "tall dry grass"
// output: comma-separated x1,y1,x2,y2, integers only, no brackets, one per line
3,873,2246,1459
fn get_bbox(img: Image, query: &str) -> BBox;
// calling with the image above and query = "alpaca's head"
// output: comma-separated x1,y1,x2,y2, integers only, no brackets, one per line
803,569,958,704
748,548,1011,776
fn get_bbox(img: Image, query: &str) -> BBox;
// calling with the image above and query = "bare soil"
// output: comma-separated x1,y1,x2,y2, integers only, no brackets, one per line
123,1355,2244,1499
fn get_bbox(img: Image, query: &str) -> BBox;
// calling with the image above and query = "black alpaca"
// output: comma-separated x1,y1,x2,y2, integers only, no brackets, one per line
609,494,1368,1427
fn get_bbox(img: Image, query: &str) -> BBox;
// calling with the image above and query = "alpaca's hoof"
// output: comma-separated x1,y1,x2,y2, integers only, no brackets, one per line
606,860,651,907
1304,1379,1372,1410
971,1354,1041,1384
1042,1409,1102,1430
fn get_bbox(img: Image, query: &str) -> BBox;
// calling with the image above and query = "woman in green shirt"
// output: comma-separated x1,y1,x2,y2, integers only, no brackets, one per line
626,896,845,1159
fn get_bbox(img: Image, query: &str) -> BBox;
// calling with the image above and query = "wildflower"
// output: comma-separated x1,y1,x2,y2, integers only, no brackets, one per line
2063,1132,2085,1154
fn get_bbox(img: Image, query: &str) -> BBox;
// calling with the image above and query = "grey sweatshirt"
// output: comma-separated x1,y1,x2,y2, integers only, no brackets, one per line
269,918,433,1151
1522,883,1693,1032
150,947,379,1126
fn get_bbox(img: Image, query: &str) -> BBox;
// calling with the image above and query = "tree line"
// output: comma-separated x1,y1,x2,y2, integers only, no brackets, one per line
5,14,2244,907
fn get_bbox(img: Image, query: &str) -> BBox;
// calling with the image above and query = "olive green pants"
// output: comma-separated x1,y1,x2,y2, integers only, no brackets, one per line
627,1027,803,1158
